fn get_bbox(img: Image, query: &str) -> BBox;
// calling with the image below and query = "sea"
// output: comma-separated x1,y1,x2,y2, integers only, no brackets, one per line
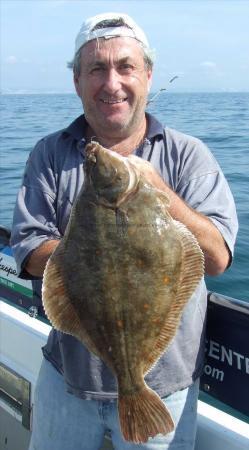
0,92,248,302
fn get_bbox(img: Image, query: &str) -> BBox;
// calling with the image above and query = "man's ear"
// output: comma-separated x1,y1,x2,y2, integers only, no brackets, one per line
147,70,153,93
74,74,81,97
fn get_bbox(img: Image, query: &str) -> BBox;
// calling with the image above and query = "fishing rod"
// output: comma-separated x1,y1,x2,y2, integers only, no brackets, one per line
147,75,179,105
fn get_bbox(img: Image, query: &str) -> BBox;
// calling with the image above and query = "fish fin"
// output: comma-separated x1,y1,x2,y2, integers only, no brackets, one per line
42,251,101,358
143,220,204,374
118,385,174,443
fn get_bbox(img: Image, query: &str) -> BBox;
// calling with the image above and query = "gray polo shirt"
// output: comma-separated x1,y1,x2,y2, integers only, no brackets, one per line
11,113,238,399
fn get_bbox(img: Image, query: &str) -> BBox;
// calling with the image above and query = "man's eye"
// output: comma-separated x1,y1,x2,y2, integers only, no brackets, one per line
90,67,104,74
120,64,133,72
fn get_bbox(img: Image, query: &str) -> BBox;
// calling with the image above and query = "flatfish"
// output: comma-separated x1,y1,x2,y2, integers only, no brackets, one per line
42,142,204,443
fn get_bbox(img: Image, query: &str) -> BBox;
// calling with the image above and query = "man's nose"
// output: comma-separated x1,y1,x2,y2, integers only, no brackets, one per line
103,68,122,92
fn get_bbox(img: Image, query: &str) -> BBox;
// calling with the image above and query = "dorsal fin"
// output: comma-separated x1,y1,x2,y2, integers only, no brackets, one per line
143,220,204,374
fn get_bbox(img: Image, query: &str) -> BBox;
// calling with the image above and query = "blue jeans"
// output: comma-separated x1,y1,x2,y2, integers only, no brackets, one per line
29,359,199,450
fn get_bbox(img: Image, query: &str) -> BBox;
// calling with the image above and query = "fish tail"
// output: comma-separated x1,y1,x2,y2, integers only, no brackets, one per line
118,386,174,443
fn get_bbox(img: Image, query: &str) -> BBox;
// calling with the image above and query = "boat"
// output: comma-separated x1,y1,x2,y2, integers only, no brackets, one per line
0,226,248,449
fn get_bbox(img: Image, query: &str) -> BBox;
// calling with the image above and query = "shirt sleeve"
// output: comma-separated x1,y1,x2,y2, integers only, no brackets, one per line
175,139,238,261
10,139,61,279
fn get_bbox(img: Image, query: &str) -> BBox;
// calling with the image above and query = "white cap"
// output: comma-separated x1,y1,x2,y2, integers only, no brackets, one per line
74,12,150,56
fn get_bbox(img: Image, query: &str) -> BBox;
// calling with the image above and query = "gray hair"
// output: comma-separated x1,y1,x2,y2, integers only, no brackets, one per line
67,18,154,77
67,44,154,77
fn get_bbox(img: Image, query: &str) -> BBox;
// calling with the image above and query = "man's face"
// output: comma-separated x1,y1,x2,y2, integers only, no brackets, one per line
74,37,152,138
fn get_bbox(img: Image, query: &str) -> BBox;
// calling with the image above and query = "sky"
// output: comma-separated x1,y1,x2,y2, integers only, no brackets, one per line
1,0,249,93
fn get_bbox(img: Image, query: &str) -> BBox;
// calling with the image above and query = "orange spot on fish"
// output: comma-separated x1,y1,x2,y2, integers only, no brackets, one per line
137,259,144,267
143,304,149,310
152,318,161,325
117,320,123,328
163,276,170,284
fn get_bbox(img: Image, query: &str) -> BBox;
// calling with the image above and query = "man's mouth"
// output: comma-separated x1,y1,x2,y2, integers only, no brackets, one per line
100,98,128,104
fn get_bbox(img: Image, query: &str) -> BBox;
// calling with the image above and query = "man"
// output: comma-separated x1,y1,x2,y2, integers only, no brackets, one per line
11,12,238,450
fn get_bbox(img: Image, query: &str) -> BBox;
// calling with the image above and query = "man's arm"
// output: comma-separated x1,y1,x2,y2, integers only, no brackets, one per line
163,186,230,276
24,154,231,278
135,160,230,276
10,136,65,280
25,172,229,278
25,240,60,278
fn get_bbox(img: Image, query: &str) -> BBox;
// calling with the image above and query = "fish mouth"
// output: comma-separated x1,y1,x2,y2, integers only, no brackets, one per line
85,141,99,163
85,141,123,163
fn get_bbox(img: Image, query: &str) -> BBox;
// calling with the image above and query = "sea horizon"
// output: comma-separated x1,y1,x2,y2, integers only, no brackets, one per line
1,90,249,95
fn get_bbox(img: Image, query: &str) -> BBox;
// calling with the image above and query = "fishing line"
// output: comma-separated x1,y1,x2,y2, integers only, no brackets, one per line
147,76,179,105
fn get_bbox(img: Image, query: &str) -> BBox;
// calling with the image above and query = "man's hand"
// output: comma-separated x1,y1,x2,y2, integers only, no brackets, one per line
130,156,230,276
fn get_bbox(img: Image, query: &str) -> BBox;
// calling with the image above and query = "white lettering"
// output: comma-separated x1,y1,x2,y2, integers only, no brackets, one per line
245,358,249,375
208,340,220,360
206,340,248,374
204,364,224,381
221,345,233,366
233,352,244,370
212,367,224,382
204,364,212,376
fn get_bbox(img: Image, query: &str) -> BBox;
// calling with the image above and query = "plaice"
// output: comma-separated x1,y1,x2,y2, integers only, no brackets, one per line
42,142,204,443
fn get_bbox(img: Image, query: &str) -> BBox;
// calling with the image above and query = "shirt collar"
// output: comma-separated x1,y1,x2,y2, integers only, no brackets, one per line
63,112,164,143
145,112,164,140
62,115,88,141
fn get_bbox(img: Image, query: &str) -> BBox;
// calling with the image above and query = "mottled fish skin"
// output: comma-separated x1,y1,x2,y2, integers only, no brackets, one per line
42,142,204,443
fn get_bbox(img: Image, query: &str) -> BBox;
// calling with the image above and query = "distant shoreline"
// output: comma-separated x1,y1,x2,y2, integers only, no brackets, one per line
1,91,249,95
